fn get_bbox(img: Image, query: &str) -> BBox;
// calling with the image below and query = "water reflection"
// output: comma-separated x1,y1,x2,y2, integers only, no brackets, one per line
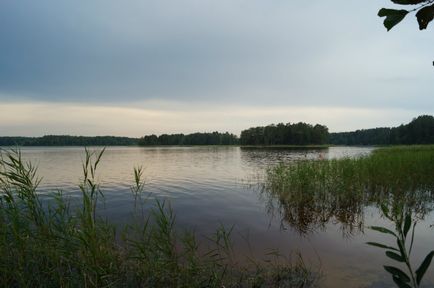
261,186,434,237
261,188,433,237
240,147,327,166
260,186,366,236
259,148,434,236
14,146,433,287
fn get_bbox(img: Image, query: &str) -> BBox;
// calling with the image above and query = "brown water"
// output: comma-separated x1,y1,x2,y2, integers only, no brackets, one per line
16,146,434,287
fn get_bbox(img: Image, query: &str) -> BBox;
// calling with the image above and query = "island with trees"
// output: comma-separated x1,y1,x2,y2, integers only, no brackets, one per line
239,122,329,146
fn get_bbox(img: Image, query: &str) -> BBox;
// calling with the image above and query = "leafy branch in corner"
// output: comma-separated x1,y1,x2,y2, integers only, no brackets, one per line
378,0,434,31
367,204,434,288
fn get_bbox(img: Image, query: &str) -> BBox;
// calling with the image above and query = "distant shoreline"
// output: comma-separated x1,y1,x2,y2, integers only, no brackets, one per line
1,114,434,147
0,144,329,148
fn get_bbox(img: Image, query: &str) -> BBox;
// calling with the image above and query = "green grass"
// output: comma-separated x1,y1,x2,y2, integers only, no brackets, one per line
0,148,317,288
264,145,434,233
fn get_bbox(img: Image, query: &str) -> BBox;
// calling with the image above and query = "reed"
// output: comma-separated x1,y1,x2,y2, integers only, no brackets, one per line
0,148,317,288
264,145,434,286
264,145,434,233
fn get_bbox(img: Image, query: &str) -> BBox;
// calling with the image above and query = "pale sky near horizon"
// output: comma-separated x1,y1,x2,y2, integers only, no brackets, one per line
0,0,433,137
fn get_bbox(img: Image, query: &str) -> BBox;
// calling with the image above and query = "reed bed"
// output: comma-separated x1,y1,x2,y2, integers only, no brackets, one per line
0,148,316,288
265,146,434,233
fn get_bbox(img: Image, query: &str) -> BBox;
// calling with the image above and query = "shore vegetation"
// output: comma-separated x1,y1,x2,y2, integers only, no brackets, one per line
0,148,316,288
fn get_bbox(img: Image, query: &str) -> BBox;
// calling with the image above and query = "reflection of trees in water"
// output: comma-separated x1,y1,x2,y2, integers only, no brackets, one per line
251,146,434,236
240,147,327,167
262,181,434,236
261,186,366,236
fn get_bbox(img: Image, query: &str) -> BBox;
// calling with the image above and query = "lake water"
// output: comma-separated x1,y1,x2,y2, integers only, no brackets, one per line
14,146,434,287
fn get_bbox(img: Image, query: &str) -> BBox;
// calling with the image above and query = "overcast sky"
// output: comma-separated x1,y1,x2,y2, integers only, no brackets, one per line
0,0,432,136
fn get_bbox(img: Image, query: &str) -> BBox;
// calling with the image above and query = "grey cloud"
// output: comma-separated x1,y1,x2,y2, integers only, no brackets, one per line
0,0,432,111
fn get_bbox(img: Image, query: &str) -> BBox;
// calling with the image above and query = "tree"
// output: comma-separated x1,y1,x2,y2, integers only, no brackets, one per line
329,115,434,145
378,0,434,31
239,122,329,146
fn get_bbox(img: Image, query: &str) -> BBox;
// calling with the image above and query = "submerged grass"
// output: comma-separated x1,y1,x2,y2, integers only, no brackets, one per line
265,145,434,233
0,148,317,288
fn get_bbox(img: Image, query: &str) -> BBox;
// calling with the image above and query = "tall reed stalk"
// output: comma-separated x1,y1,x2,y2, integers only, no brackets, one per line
0,148,317,287
264,145,434,234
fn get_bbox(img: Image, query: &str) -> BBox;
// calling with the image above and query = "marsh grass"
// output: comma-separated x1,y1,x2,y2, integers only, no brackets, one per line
0,148,317,288
265,145,434,233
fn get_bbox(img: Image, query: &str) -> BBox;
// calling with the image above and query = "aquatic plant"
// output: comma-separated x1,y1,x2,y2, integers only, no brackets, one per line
0,148,317,287
264,145,434,234
367,204,434,288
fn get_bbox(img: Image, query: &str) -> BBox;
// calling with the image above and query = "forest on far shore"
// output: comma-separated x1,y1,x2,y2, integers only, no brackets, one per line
329,115,434,145
0,115,433,146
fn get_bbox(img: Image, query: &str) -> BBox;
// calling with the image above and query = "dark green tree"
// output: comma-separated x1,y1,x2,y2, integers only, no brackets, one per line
329,115,434,145
239,122,329,146
139,132,239,146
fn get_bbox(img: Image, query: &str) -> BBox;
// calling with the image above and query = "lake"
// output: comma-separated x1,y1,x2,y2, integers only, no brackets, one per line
15,146,434,287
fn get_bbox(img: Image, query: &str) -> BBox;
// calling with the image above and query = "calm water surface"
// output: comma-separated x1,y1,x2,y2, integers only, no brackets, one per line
18,146,434,288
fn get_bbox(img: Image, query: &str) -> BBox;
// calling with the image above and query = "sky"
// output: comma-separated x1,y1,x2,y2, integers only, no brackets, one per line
0,0,433,136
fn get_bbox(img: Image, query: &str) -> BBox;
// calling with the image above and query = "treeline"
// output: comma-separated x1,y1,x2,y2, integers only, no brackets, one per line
138,132,238,145
330,115,434,145
4,115,431,147
240,122,329,145
0,135,139,146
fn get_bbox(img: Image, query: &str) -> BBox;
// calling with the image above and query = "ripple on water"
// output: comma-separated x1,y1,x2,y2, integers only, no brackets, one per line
12,146,434,288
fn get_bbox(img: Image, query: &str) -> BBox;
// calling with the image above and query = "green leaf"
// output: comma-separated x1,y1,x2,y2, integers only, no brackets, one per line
370,226,397,237
409,222,416,255
415,251,434,285
391,0,426,4
366,242,398,251
392,276,412,288
403,213,411,238
378,8,409,31
397,238,406,257
384,266,411,283
416,4,434,30
386,251,405,262
380,203,389,216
